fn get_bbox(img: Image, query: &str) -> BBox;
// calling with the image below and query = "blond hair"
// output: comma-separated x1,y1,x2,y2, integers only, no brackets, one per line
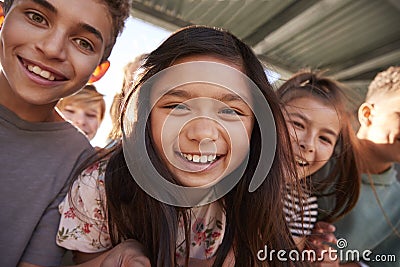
366,66,400,102
57,84,106,121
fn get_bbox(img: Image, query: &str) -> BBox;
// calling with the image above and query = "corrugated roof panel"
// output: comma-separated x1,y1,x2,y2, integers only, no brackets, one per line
130,0,400,88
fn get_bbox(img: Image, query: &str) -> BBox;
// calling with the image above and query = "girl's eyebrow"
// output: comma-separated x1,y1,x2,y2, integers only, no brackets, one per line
163,88,247,103
288,112,339,138
30,0,103,43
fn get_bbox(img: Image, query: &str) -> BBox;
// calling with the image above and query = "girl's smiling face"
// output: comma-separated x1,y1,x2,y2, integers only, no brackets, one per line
150,55,254,187
284,96,340,178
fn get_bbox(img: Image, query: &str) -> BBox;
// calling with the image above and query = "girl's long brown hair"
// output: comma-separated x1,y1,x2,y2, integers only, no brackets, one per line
74,26,309,266
277,70,362,223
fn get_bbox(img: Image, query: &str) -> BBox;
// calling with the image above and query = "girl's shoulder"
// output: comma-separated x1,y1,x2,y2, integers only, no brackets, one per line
80,159,109,182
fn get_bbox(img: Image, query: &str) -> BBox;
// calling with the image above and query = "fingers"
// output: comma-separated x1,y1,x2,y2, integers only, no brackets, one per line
310,222,337,245
314,221,336,233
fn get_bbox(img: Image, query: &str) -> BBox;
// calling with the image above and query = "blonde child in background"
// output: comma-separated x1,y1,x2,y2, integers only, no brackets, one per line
57,84,106,141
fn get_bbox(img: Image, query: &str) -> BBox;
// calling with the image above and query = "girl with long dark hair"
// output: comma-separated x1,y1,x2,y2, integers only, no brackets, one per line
58,25,309,266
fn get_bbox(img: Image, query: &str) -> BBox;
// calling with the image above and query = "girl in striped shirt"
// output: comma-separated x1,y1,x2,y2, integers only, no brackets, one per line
277,70,361,263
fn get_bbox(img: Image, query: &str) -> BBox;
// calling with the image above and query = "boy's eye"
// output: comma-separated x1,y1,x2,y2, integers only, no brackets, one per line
75,39,94,52
63,109,75,114
27,11,46,25
86,113,97,118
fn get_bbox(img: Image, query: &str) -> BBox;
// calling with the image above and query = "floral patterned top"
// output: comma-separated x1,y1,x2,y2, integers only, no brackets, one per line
57,160,225,260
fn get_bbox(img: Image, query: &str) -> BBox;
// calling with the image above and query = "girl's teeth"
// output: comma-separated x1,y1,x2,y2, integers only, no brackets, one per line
200,155,208,163
182,153,217,163
193,155,200,163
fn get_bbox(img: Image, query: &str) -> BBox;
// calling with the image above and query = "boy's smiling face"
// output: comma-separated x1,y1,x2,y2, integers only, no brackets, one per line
0,0,113,117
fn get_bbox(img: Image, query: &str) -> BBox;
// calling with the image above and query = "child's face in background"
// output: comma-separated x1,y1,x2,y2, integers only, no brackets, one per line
284,96,340,178
150,55,254,187
0,0,113,107
363,93,400,163
60,103,102,140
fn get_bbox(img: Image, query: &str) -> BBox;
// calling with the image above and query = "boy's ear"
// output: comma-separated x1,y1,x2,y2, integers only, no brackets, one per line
358,102,374,126
0,4,4,29
88,61,110,84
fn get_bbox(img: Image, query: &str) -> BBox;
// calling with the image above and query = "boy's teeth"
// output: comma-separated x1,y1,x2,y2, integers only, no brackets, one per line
182,153,217,163
27,64,56,81
32,66,41,74
40,70,51,79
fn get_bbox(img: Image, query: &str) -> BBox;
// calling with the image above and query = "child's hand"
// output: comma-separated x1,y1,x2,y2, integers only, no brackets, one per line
100,240,151,267
309,221,336,247
307,221,339,266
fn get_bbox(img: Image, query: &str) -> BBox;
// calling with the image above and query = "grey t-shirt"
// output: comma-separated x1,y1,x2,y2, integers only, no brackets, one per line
0,104,94,267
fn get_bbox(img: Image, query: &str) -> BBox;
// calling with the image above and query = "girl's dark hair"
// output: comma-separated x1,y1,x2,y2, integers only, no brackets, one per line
76,25,308,266
277,70,362,222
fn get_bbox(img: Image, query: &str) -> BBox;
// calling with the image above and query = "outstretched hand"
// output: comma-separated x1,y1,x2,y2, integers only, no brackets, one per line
100,240,151,267
307,221,339,267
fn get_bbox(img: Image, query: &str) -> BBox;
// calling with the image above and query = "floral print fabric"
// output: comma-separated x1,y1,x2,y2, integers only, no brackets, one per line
57,161,225,259
57,160,110,252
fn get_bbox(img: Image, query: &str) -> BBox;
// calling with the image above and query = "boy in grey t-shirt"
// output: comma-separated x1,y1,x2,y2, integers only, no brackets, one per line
0,0,138,266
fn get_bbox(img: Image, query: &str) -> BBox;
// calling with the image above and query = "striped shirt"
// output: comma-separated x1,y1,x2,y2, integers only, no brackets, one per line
284,188,318,236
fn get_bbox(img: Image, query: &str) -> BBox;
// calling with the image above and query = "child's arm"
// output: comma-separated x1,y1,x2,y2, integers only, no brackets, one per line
18,240,151,267
307,221,339,266
181,246,235,267
57,161,112,263
72,251,106,265
308,223,371,267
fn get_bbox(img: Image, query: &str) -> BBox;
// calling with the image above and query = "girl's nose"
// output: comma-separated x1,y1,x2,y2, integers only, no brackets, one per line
299,138,315,153
185,117,219,143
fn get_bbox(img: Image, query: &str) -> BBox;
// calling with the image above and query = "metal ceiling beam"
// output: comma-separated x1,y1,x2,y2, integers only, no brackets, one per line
131,0,189,32
327,39,400,76
333,49,400,80
244,0,318,46
387,0,400,11
252,0,350,55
